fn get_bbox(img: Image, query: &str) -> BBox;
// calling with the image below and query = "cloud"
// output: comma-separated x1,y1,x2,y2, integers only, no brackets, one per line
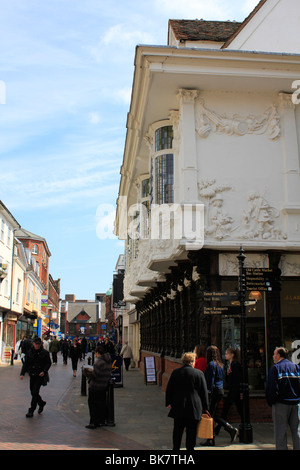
87,23,154,63
88,112,102,124
153,0,227,20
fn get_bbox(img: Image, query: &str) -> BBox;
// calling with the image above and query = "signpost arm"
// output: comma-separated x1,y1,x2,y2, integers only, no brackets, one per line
237,246,253,444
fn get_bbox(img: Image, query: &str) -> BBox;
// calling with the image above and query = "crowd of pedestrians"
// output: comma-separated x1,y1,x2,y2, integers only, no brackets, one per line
17,333,131,427
166,343,300,451
16,334,300,451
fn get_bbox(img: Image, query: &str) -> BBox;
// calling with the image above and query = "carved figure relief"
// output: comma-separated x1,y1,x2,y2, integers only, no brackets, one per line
242,192,287,240
198,179,235,240
219,253,269,276
195,99,280,140
279,255,300,276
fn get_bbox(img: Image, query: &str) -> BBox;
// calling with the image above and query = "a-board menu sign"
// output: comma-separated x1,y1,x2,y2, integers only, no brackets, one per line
144,356,157,385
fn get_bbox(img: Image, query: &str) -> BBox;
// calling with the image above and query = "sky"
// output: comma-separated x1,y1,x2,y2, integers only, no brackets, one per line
0,0,259,300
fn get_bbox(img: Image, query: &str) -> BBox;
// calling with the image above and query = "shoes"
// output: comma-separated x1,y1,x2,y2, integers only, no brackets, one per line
85,423,105,429
26,409,34,418
38,401,46,414
200,439,215,446
226,424,238,442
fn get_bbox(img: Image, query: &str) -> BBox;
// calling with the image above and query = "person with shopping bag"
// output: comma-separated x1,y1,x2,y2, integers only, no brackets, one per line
165,352,210,451
120,341,133,371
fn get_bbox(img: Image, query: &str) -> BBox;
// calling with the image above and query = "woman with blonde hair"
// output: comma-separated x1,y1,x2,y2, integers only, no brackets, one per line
166,351,209,451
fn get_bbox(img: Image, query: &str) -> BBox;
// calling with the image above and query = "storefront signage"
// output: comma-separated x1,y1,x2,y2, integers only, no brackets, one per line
110,354,123,387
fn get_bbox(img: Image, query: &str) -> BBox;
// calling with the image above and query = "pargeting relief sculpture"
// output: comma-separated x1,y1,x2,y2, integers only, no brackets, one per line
195,99,280,141
198,180,287,242
242,191,287,240
198,179,236,240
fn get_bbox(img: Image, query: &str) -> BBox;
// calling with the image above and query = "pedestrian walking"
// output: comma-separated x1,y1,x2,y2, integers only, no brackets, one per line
20,336,51,418
203,345,238,446
20,334,32,363
83,345,112,429
49,336,60,364
100,337,116,355
120,341,133,371
215,347,242,439
42,336,50,352
70,338,81,377
61,338,70,365
194,344,207,373
165,352,209,451
266,346,300,450
81,336,87,359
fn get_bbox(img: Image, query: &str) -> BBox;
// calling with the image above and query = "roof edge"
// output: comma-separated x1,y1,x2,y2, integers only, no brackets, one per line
221,0,268,49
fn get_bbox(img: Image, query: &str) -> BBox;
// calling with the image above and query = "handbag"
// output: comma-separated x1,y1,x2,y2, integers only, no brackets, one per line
197,414,214,439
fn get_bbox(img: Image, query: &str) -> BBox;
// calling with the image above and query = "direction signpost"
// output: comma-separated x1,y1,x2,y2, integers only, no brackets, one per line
203,291,240,316
238,247,253,444
244,267,276,291
202,247,253,444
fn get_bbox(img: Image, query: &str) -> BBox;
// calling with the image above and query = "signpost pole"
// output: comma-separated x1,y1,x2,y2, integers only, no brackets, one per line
237,246,253,444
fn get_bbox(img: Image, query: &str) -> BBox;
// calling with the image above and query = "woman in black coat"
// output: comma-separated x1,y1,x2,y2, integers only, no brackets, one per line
70,338,81,377
165,352,209,451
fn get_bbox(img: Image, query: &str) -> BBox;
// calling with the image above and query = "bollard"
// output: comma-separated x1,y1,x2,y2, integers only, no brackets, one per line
10,349,14,366
81,367,87,396
106,379,115,426
88,356,91,365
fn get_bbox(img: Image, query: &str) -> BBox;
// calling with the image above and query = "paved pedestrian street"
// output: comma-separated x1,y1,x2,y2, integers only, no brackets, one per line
0,355,292,453
0,356,171,451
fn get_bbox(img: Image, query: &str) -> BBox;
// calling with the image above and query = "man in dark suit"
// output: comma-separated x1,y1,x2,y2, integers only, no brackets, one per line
166,352,209,451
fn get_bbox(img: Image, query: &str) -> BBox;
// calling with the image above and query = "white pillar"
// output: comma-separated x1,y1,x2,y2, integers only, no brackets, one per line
279,92,300,241
177,89,199,203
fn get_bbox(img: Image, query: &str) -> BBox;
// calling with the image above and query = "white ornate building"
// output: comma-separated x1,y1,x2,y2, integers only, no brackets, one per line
115,0,300,400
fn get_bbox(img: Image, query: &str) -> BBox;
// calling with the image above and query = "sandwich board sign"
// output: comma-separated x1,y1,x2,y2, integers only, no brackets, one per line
144,356,157,385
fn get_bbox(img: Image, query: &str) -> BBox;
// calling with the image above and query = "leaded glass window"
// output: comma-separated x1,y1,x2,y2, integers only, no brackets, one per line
155,126,173,152
155,154,174,204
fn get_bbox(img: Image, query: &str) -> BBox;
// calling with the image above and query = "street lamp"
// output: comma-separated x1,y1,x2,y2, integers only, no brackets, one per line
237,246,253,444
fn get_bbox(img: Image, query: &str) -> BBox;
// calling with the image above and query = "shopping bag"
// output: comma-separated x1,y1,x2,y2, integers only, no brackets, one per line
197,414,214,439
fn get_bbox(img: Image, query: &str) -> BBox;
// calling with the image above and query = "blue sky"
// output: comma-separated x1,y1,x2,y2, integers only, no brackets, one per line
0,0,258,300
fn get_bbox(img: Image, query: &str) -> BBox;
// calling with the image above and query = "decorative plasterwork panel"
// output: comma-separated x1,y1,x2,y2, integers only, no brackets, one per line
198,180,287,242
279,255,300,276
198,179,234,240
241,192,287,241
195,98,280,140
219,253,269,276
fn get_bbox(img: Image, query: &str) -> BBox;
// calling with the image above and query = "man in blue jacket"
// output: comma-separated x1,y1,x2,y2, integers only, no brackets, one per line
266,346,300,450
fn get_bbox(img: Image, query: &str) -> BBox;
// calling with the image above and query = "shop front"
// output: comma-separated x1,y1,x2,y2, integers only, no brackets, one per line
1,312,18,363
138,249,300,422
